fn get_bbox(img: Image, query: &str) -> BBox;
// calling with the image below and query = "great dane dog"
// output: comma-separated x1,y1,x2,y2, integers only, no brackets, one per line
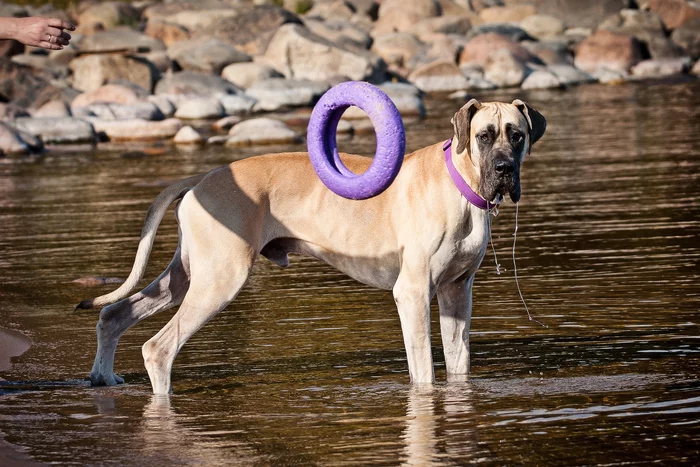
78,99,546,394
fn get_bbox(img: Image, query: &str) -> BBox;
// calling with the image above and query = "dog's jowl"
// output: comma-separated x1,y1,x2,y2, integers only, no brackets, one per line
78,99,546,394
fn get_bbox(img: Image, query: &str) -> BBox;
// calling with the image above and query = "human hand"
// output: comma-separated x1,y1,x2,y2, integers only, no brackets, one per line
12,17,76,50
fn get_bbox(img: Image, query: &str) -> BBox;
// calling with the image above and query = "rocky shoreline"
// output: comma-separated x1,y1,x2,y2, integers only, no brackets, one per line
0,0,698,155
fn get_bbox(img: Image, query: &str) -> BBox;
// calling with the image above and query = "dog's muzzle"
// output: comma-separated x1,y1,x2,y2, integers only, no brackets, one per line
482,152,521,204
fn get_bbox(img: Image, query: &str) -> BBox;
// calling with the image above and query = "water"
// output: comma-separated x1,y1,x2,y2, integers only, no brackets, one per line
0,80,699,465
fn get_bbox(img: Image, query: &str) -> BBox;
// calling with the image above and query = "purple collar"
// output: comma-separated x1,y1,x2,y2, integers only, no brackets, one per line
443,139,497,211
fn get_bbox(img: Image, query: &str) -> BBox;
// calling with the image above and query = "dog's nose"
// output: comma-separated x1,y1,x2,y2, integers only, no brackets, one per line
494,159,515,176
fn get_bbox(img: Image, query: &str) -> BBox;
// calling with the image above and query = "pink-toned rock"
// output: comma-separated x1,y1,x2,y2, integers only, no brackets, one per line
408,60,469,93
647,0,700,29
479,5,536,24
144,19,190,47
574,29,644,73
371,33,424,68
34,100,72,118
89,118,184,141
484,48,527,87
173,125,203,145
373,0,441,34
459,33,539,68
69,54,156,93
71,84,145,108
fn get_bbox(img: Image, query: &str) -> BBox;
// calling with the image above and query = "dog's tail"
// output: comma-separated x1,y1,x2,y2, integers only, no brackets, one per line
75,173,207,311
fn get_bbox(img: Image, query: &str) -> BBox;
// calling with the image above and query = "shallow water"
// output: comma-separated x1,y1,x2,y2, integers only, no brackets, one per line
0,80,699,465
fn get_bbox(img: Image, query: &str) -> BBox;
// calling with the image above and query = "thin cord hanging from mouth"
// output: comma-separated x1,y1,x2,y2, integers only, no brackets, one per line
513,203,547,328
487,208,501,275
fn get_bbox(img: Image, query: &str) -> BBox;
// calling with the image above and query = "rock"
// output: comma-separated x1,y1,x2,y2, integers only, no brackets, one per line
74,102,164,121
647,0,700,29
71,83,146,107
204,5,302,55
459,33,540,68
34,100,72,118
221,62,283,89
0,57,62,109
167,37,251,75
173,125,203,145
692,59,700,75
408,60,469,93
207,135,229,145
69,54,156,93
371,33,424,68
245,78,329,111
520,15,565,40
592,67,628,84
14,117,96,144
574,30,644,74
226,117,301,146
466,24,534,42
212,115,242,131
76,28,166,54
520,69,562,89
342,82,425,118
303,17,373,49
77,2,140,31
154,71,241,98
0,103,30,120
148,95,176,117
484,48,527,87
174,98,225,119
671,18,700,59
547,64,596,85
305,0,355,20
144,20,190,47
373,0,441,34
0,121,34,154
535,0,634,29
10,54,53,72
479,5,536,24
630,57,693,77
600,9,682,59
0,40,24,58
408,16,472,39
90,117,184,141
462,71,498,90
523,41,573,65
219,94,257,115
262,23,386,82
154,8,242,33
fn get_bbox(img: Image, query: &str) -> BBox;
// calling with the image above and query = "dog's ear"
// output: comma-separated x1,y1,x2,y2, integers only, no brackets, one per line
512,99,546,149
452,98,482,155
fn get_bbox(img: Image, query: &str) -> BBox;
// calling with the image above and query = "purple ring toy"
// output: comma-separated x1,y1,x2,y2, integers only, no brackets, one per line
307,81,406,200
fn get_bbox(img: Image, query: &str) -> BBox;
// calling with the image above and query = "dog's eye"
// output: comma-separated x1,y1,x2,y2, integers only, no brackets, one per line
511,132,523,144
478,133,490,143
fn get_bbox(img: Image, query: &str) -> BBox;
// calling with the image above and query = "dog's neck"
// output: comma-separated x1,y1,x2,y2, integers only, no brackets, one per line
449,135,481,193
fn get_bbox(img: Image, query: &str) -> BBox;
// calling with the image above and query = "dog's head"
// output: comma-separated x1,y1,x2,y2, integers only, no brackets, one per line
451,99,546,204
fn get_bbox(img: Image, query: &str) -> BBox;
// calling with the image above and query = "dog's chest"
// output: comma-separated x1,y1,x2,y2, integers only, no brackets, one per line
439,210,490,282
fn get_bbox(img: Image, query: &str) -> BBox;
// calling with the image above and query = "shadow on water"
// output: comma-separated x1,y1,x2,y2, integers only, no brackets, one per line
0,80,699,464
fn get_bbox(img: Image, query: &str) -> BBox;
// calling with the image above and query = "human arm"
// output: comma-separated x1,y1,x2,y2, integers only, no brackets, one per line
0,17,75,50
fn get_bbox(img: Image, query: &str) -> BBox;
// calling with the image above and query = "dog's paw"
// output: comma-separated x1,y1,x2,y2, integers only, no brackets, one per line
90,372,125,386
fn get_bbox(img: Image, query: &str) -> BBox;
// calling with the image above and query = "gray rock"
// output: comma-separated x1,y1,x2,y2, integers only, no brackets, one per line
671,17,700,59
599,9,683,59
174,125,204,145
167,36,251,74
207,135,230,145
89,118,184,141
547,64,596,85
212,115,243,131
342,82,425,118
226,117,301,146
409,16,472,39
303,17,373,49
371,32,424,68
148,95,177,118
76,28,167,53
221,62,283,89
174,98,225,119
245,78,329,111
408,60,470,93
536,0,635,29
76,102,165,121
155,71,242,97
13,117,96,144
630,57,693,77
262,23,386,82
0,121,34,154
467,24,534,42
484,49,527,88
521,69,563,89
592,67,628,83
69,54,157,93
34,100,72,118
219,94,257,116
522,40,573,66
520,15,565,40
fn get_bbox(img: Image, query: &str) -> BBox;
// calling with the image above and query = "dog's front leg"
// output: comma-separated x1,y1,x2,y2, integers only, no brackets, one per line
437,276,474,381
393,268,435,384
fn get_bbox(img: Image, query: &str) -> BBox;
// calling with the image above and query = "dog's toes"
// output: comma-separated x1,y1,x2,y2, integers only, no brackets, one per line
89,372,125,386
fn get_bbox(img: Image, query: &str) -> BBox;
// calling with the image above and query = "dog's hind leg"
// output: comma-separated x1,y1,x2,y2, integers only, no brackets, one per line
90,248,190,386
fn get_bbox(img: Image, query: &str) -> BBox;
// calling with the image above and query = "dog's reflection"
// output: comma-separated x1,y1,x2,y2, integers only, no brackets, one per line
401,383,477,465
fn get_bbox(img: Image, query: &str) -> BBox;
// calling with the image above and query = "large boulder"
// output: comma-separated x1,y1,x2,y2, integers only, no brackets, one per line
221,62,283,89
226,117,301,147
150,8,242,33
630,57,693,77
174,97,225,119
600,9,682,58
459,33,540,68
373,0,441,34
532,0,633,29
647,0,700,29
671,17,700,58
262,24,386,82
75,28,166,54
13,117,96,144
574,29,644,73
154,71,242,98
69,54,156,93
73,102,164,121
303,18,373,50
0,58,62,109
89,117,184,141
167,37,251,74
143,19,190,47
520,69,562,89
520,15,565,40
219,94,257,115
71,83,146,107
484,48,528,87
203,5,302,55
408,60,469,93
371,33,425,69
77,2,140,32
245,78,328,111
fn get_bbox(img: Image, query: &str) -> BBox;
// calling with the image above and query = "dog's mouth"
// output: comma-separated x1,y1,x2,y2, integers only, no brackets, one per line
482,171,521,204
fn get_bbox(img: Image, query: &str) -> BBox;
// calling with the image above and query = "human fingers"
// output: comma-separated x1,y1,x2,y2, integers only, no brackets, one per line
37,41,63,50
46,18,76,31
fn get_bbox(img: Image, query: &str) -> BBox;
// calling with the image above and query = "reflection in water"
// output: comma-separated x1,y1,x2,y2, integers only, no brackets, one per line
0,328,31,372
0,81,698,464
